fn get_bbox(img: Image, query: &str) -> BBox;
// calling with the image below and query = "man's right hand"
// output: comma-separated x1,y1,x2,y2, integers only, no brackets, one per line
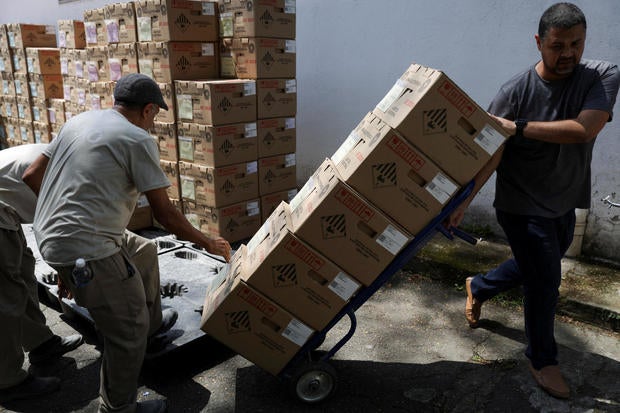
205,237,232,262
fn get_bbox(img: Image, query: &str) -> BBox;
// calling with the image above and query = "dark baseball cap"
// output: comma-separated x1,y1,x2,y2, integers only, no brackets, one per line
113,73,169,111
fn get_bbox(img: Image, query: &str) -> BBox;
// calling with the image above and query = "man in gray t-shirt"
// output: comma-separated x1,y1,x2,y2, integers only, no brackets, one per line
448,3,619,399
23,74,232,413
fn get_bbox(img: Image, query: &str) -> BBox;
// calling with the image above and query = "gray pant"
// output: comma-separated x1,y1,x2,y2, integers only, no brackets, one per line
0,226,54,388
55,231,162,413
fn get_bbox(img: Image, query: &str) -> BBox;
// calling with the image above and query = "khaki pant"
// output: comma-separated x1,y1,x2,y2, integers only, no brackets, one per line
55,231,161,413
0,226,54,389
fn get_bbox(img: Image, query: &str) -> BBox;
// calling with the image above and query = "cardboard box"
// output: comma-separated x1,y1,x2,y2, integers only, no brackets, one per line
104,2,139,44
175,79,257,125
179,160,259,207
59,48,73,76
200,245,314,375
18,119,35,144
220,37,296,79
0,24,8,49
16,96,33,122
219,0,296,39
86,46,110,82
1,71,15,96
29,74,64,100
30,98,49,124
62,75,75,102
88,81,115,110
32,121,52,143
74,49,88,79
258,153,296,195
47,98,66,130
26,48,61,75
84,7,107,46
260,187,297,222
137,41,218,83
0,96,17,118
127,194,153,231
154,82,176,123
11,47,26,74
70,78,90,108
6,24,56,49
256,78,296,119
151,121,178,162
289,159,412,286
0,47,14,73
244,202,360,330
107,42,138,81
177,121,258,166
58,20,86,49
374,63,509,185
160,159,181,200
136,0,218,42
332,112,460,235
184,198,261,243
12,73,31,99
257,117,296,158
3,118,20,142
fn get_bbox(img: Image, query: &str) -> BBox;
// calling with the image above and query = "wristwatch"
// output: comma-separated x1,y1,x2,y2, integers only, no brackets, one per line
515,119,528,137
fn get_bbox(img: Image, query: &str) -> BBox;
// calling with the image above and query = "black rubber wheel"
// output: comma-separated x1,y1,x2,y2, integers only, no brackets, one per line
290,360,337,404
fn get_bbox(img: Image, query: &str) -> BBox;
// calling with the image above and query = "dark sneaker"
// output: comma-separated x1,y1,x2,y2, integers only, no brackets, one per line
153,308,178,337
28,334,84,364
137,399,168,413
0,374,60,403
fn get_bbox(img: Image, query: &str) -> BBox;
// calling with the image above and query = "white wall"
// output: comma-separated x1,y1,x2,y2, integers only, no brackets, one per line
2,0,619,261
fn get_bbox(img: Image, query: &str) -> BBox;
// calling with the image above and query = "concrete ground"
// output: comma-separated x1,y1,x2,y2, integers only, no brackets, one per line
1,234,619,413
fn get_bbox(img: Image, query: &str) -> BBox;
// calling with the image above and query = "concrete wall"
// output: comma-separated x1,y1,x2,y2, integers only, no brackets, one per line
2,0,619,261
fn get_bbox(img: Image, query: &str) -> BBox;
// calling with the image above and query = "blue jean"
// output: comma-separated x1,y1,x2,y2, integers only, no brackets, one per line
470,209,576,369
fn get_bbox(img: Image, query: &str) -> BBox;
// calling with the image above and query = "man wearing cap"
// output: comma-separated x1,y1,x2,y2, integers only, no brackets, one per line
23,73,232,413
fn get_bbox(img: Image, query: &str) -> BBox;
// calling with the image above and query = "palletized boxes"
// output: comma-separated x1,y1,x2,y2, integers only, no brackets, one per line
177,121,258,166
218,0,296,39
29,74,64,100
289,159,412,286
178,160,259,207
137,41,218,82
200,245,314,376
373,63,509,185
25,48,60,75
332,112,460,235
243,202,361,331
104,2,139,44
58,20,86,49
175,79,257,125
136,0,219,42
220,37,296,79
84,8,107,46
183,198,261,242
6,24,56,49
256,78,296,119
86,45,110,82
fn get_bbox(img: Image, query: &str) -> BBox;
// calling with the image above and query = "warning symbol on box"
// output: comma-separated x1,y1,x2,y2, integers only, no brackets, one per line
321,214,346,239
272,263,297,287
225,311,250,334
423,109,447,135
372,163,397,188
225,218,239,233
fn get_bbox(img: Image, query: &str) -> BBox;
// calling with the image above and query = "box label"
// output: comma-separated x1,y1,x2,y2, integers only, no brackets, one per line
376,79,406,112
376,224,408,255
425,173,458,204
247,201,260,216
245,122,257,138
474,123,505,156
328,272,360,301
281,319,313,346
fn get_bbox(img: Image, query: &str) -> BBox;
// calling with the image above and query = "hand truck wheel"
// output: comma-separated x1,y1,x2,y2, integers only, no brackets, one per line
289,360,337,404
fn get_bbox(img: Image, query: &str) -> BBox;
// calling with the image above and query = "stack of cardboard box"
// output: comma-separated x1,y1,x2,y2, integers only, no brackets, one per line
0,23,58,147
200,63,510,375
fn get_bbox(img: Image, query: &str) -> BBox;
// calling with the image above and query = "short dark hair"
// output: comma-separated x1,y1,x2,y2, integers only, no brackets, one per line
538,2,586,40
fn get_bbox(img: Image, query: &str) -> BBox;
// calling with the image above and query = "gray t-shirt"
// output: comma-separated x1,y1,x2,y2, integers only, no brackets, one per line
34,109,170,266
489,59,620,217
0,143,47,230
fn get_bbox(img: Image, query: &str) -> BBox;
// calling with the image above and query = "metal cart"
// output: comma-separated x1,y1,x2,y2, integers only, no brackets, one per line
278,181,477,403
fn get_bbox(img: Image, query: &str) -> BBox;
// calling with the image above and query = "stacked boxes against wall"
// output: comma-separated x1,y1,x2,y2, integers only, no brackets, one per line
200,63,510,375
218,0,298,226
0,23,57,147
